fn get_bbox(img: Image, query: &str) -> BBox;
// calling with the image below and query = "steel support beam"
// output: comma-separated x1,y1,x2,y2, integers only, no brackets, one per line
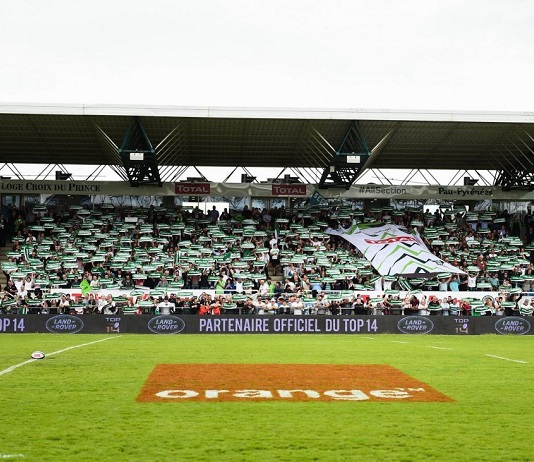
495,130,534,191
495,169,534,191
318,121,371,189
118,117,162,187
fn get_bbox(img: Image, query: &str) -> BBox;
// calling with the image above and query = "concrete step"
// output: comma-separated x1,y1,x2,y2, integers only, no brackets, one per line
266,263,284,282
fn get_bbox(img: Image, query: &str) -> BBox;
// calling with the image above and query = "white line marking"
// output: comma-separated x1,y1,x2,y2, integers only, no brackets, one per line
361,336,376,340
391,341,408,344
0,455,24,459
429,346,453,351
0,336,122,377
485,354,527,364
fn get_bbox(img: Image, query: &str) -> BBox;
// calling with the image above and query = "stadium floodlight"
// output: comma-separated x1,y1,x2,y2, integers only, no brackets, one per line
241,174,256,183
55,171,71,180
283,174,302,184
463,176,478,186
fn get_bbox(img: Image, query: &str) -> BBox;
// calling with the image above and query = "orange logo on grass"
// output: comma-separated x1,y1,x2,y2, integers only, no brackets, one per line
137,364,454,402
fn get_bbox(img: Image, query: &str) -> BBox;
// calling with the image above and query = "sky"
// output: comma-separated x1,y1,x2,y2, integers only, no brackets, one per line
1,0,533,112
0,0,533,184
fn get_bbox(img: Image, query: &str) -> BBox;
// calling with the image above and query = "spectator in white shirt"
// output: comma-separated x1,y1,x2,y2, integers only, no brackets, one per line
157,296,175,315
259,279,270,297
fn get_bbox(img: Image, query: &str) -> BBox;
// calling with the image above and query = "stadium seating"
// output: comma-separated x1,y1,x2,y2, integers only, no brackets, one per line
0,202,533,316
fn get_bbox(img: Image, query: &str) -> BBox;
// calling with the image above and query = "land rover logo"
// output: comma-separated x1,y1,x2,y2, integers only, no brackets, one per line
45,315,84,334
494,317,531,335
397,316,434,334
147,315,186,334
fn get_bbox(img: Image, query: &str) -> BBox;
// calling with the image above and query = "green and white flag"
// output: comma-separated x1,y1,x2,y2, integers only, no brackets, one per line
308,189,325,206
327,224,465,278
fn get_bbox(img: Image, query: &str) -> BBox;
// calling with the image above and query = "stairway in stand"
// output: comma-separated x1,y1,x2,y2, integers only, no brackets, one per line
268,263,284,284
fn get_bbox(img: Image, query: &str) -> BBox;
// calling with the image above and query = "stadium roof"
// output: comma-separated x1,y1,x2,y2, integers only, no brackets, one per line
0,103,533,175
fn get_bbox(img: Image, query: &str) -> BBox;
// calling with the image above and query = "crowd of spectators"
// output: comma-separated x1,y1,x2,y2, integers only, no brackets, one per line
1,201,534,316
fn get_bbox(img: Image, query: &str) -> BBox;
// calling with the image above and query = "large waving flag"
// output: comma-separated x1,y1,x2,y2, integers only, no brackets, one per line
327,224,465,278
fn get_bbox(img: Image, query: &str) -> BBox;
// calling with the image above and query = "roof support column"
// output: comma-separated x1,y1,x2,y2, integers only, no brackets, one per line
119,117,162,187
318,121,371,189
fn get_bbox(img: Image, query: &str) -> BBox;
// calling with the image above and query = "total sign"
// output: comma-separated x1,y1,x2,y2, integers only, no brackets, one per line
174,183,211,195
271,184,307,196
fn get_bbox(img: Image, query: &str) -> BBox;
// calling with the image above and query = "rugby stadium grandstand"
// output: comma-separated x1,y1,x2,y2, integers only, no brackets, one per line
1,103,534,319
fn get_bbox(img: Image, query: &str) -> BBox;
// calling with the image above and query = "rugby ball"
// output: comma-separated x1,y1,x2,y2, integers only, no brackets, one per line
31,351,46,360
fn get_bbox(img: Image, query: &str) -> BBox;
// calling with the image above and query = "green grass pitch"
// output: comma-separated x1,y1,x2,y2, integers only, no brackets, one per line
0,334,533,461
